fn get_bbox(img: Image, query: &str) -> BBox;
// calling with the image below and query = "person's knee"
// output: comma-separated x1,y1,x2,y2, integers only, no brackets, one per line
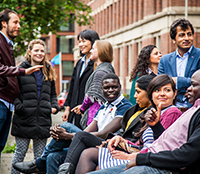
75,131,88,138
47,152,56,163
47,150,68,166
60,122,73,128
81,148,90,159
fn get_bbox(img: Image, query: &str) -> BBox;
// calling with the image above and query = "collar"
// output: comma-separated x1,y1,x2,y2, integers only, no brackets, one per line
105,94,124,107
193,98,200,108
81,55,90,64
175,45,193,58
0,31,13,46
146,68,156,75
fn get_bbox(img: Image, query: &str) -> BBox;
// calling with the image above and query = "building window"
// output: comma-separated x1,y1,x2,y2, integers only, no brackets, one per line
57,36,75,53
62,61,74,76
60,14,75,31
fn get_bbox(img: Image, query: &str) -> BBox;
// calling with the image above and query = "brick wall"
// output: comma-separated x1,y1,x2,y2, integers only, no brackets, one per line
76,0,200,94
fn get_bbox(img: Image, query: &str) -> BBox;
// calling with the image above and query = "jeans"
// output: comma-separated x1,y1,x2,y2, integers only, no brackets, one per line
0,101,12,153
40,122,82,174
87,164,180,174
46,148,68,174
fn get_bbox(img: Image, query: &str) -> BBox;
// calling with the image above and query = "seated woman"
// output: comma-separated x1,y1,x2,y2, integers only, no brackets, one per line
75,74,182,174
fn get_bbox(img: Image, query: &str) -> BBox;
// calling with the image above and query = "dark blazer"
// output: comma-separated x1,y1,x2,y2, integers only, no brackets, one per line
0,33,25,103
64,58,94,128
11,60,59,139
120,104,151,143
158,46,200,107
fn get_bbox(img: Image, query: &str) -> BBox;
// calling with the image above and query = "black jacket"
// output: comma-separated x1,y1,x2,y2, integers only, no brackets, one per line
11,60,59,139
64,58,94,128
137,108,200,174
120,104,151,143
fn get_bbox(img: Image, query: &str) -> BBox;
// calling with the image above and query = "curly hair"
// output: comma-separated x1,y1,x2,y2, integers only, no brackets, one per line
25,39,56,81
129,45,156,81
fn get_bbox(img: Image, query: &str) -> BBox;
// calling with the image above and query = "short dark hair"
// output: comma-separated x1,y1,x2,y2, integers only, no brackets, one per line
0,9,18,30
170,18,194,40
77,29,100,56
102,73,120,85
136,74,156,92
147,74,176,108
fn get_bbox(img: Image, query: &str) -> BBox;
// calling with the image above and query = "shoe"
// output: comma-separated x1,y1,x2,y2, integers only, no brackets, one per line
58,163,75,174
12,160,45,174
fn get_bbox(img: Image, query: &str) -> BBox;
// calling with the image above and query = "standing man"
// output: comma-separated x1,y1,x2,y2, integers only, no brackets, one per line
0,9,42,156
158,18,200,109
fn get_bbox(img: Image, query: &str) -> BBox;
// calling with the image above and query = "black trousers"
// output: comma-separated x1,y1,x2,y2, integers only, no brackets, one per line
64,131,103,167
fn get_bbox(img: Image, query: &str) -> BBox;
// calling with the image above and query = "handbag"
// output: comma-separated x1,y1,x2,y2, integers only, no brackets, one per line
97,139,139,154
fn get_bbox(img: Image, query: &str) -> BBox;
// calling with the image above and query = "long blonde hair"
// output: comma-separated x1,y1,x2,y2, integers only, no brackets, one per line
24,39,56,81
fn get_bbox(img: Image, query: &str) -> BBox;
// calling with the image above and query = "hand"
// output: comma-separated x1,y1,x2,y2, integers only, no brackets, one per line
145,103,162,126
124,155,137,171
25,65,43,74
62,106,70,121
111,150,130,160
51,108,57,114
107,135,127,152
50,124,72,140
50,124,61,140
71,105,82,115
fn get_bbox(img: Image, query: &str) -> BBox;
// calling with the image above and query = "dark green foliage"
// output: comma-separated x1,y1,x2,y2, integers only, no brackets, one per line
0,0,93,56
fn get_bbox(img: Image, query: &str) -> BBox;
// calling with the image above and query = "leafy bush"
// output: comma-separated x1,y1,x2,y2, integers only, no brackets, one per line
2,143,16,153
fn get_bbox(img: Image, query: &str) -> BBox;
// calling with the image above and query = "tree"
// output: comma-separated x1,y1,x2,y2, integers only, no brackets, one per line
0,0,93,56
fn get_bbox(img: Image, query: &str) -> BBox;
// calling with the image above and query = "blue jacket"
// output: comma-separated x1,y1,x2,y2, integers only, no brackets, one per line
158,46,200,107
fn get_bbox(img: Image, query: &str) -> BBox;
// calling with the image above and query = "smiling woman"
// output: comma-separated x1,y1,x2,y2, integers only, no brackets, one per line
11,39,59,174
62,29,100,129
129,45,162,105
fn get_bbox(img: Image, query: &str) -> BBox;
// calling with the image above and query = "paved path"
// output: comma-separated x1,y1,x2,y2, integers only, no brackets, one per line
1,111,64,174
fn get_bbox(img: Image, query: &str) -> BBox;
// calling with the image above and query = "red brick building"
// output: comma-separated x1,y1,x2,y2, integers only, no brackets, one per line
74,0,200,95
42,21,75,96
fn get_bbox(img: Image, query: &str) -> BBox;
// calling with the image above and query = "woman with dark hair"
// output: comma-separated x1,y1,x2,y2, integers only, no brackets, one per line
76,74,182,174
72,40,115,129
129,45,162,105
62,29,100,129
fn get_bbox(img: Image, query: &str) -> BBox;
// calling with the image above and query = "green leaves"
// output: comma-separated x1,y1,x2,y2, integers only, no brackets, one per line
0,0,93,56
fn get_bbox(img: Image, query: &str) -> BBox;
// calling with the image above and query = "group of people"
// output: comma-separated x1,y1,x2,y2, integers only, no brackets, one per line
1,7,200,174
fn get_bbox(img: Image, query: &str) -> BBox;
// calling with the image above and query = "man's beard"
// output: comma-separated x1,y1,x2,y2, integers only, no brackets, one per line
6,27,17,40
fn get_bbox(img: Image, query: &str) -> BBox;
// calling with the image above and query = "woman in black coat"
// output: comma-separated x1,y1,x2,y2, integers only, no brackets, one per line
62,29,100,129
11,39,59,174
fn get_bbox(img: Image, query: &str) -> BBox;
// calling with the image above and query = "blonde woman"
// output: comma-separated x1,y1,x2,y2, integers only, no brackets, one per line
11,39,59,174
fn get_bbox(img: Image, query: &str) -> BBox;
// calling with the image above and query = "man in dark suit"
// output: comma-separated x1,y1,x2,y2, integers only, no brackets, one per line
158,18,200,109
